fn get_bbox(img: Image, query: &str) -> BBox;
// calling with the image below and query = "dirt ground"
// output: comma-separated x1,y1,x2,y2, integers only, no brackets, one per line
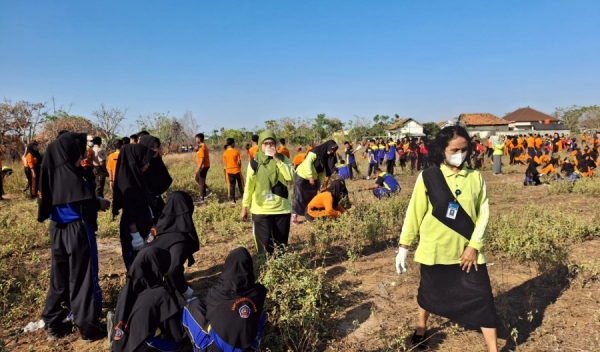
6,168,600,352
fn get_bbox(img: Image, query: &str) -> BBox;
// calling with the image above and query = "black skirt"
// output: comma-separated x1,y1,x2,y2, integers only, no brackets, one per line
418,264,497,329
292,173,319,216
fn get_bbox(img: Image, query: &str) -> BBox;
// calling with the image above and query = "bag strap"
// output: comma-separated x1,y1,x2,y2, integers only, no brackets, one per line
421,166,475,241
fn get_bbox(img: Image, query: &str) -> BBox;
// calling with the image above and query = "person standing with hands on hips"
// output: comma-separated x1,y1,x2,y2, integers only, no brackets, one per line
395,126,497,351
240,131,294,255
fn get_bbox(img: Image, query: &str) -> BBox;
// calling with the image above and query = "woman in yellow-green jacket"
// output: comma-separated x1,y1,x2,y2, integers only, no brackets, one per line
395,126,498,351
240,131,295,255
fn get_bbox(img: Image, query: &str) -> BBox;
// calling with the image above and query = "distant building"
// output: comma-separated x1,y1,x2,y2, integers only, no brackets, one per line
455,113,510,138
385,118,425,139
438,120,454,129
503,107,570,135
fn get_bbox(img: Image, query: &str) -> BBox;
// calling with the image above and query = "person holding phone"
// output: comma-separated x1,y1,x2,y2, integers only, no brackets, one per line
240,131,295,254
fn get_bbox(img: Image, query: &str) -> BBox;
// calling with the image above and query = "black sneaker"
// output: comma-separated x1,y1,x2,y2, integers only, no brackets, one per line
81,323,107,343
46,321,74,341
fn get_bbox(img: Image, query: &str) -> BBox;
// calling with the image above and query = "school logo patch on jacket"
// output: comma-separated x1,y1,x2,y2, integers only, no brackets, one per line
114,327,124,340
239,305,252,319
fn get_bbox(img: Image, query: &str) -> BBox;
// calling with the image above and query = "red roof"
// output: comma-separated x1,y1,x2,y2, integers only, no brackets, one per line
503,107,560,123
459,113,509,126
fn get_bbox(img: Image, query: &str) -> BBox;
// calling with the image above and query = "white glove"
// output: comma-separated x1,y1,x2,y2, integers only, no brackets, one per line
130,232,144,250
182,286,194,300
395,247,408,274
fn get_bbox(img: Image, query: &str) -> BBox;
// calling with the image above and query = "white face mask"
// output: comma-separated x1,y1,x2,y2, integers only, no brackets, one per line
445,152,467,167
88,141,94,147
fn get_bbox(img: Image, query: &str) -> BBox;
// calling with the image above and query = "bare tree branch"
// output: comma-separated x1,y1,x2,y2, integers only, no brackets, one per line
92,103,127,140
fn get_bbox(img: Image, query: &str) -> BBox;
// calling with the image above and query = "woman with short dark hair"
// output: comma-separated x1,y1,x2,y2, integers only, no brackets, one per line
395,126,497,351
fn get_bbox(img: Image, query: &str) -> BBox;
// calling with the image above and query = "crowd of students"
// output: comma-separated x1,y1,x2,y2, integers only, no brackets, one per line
33,131,269,352
13,126,597,351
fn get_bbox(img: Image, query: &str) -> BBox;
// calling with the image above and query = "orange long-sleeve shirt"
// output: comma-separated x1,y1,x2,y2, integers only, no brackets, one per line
307,192,346,220
107,151,120,181
248,145,258,159
26,153,38,169
277,146,290,158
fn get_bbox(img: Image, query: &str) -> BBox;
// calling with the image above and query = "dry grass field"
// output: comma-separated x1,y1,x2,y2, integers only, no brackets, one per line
1,148,600,351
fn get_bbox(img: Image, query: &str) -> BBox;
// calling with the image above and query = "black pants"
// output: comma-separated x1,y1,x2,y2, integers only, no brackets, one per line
409,154,417,170
252,213,291,254
42,220,103,338
386,160,395,175
195,167,210,199
398,155,406,169
420,154,429,170
227,172,244,202
348,161,359,179
23,167,31,192
93,166,107,198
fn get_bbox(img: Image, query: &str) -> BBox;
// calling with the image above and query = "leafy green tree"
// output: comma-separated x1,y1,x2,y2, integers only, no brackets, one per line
422,122,441,138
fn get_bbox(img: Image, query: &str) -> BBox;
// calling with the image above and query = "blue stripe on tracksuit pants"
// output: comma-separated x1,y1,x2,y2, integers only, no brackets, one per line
42,219,103,338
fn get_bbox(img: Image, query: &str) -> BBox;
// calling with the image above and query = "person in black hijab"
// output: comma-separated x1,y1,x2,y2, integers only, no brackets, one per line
145,191,199,300
182,247,267,352
113,142,157,270
139,135,173,224
111,247,185,352
292,140,338,224
37,132,110,342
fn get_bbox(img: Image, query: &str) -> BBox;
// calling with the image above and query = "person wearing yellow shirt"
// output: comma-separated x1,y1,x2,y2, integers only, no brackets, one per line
395,126,497,351
492,136,504,176
240,131,294,254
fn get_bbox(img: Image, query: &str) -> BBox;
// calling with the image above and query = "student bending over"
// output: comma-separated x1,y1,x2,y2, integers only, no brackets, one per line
306,179,348,221
364,166,401,199
146,191,200,300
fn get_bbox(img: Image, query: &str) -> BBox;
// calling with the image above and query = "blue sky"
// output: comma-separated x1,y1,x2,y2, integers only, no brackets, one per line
1,0,599,133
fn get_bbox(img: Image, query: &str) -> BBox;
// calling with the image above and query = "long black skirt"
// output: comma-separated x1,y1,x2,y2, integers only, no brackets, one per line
418,264,497,329
292,173,319,216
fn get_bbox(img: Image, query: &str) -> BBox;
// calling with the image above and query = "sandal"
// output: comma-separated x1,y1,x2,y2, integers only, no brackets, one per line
411,330,427,349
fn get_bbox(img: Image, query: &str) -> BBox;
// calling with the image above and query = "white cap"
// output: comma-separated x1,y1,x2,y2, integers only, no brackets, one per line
87,135,93,141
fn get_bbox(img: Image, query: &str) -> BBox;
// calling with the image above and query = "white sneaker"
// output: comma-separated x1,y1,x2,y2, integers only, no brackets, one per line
366,176,371,180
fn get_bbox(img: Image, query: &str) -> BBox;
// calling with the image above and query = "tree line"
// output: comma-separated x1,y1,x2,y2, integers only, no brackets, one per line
1,97,598,160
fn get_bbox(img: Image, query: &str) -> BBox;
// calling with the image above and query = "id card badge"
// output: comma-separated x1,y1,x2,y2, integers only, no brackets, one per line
446,202,459,220
266,192,274,201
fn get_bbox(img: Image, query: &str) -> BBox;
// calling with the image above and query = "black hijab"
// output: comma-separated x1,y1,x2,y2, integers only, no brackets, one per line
205,247,267,349
139,135,173,195
26,142,43,166
310,140,339,177
149,191,200,266
112,247,180,352
328,179,348,209
112,143,156,214
37,133,94,222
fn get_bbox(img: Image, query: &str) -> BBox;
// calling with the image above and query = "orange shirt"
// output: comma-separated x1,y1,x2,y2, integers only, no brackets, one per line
26,153,38,169
222,148,242,174
527,137,534,148
248,145,258,159
278,146,290,158
517,137,524,148
107,151,120,181
307,192,346,219
293,153,306,169
81,147,93,168
196,143,210,167
534,137,542,148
